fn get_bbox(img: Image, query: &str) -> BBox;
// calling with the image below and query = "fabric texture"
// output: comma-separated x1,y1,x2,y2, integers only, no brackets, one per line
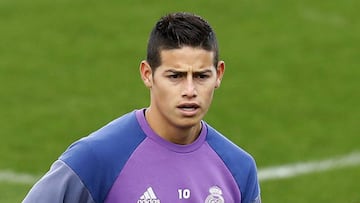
23,109,260,203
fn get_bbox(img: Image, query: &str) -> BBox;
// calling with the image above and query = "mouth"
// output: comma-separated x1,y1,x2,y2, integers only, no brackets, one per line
177,103,200,112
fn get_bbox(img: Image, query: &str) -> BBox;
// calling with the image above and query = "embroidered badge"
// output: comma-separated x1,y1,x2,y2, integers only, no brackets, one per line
205,186,224,203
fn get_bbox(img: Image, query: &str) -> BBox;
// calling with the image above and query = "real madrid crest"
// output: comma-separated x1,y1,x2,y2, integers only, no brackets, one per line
205,186,224,203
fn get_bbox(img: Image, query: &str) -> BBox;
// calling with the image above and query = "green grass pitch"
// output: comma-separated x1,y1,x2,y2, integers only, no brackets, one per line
1,0,359,202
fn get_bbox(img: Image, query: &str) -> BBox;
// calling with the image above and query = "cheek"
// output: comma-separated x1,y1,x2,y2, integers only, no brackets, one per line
200,88,215,102
153,84,176,102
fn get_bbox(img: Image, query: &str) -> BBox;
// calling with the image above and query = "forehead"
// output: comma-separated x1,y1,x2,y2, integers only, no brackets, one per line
159,46,215,71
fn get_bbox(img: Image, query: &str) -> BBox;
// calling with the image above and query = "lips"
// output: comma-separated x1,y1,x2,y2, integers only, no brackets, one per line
177,103,200,112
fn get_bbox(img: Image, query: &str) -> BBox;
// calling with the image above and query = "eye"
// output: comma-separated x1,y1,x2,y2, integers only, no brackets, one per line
195,73,210,79
168,74,179,78
167,73,183,80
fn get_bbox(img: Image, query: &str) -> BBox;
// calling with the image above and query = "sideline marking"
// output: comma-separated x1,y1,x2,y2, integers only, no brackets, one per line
258,151,360,181
300,8,347,26
0,170,39,185
1,151,359,184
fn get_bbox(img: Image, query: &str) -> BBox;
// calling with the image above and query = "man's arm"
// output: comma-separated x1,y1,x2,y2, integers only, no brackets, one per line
22,160,95,203
247,161,261,203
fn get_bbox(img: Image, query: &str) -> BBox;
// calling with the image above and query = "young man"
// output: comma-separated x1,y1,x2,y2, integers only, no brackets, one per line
23,12,261,203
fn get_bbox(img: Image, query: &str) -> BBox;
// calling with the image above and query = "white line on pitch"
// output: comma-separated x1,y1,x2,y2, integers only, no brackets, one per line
258,151,360,181
0,170,39,185
1,151,360,184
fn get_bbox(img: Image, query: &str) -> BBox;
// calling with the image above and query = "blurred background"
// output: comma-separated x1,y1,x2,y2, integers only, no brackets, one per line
1,0,359,202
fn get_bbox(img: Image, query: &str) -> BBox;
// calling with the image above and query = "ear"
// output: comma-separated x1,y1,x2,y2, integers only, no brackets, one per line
215,60,225,88
140,60,153,88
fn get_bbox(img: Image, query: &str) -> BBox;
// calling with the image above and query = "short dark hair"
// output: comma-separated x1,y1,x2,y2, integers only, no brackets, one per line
146,12,219,70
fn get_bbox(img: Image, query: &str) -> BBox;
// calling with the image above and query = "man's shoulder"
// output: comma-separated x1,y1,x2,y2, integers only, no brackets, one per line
58,110,147,203
205,123,256,169
205,123,260,202
61,110,146,162
91,110,142,140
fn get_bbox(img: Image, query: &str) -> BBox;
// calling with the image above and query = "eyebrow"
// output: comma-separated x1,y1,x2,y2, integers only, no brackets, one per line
165,69,213,74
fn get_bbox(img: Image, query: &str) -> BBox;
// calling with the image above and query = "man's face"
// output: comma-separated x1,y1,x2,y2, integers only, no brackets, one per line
141,46,225,130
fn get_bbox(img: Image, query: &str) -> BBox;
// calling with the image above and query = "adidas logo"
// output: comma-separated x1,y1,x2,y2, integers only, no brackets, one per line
137,187,161,203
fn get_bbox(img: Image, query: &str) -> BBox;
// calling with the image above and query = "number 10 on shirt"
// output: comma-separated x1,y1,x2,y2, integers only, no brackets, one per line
178,188,191,199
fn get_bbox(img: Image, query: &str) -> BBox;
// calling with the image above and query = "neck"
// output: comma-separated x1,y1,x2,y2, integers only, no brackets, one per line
144,108,202,145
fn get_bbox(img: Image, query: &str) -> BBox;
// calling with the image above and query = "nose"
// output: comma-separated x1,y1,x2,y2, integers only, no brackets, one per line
182,77,197,98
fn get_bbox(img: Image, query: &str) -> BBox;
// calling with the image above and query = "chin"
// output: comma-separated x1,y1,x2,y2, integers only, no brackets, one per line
176,118,201,129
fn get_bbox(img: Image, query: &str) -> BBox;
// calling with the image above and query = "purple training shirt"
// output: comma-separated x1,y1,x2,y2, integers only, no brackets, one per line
23,109,261,203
